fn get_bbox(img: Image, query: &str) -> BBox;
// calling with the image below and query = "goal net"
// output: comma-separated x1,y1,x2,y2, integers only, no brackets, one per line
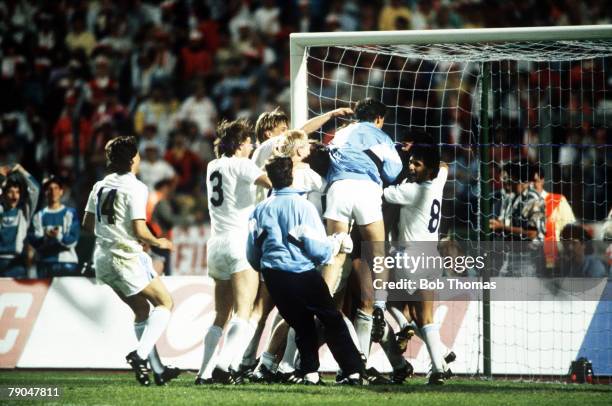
291,27,612,381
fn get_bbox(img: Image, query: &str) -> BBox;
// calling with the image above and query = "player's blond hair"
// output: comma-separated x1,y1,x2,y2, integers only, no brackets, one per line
255,107,289,143
275,130,308,158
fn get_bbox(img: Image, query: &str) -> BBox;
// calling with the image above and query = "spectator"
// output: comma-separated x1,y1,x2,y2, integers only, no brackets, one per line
378,0,412,31
164,132,202,195
175,79,217,139
490,161,545,242
557,224,608,278
253,0,281,38
65,12,97,56
133,85,178,143
489,161,545,276
138,142,176,191
148,178,194,239
52,89,93,171
531,163,576,269
87,55,117,107
146,178,192,276
0,164,40,278
179,30,214,83
28,176,80,278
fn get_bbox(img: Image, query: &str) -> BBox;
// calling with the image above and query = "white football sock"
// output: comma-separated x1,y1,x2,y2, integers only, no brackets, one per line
241,317,264,367
259,351,277,372
421,323,445,373
216,317,255,372
387,306,409,330
354,309,373,360
197,325,222,378
277,328,297,373
134,320,165,374
230,319,256,371
136,307,171,361
374,300,387,310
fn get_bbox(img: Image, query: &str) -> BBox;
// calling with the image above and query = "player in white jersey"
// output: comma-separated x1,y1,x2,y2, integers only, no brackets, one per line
195,119,272,385
82,136,178,386
240,107,353,377
383,140,450,385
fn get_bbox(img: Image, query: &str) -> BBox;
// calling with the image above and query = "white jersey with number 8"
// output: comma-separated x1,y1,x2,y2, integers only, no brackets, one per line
206,156,263,237
383,167,448,242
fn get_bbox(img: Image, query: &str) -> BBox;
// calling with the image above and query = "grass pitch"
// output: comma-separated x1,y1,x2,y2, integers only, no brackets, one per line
1,371,611,405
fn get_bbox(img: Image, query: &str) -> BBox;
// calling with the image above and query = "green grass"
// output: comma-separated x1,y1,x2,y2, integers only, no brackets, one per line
1,371,611,406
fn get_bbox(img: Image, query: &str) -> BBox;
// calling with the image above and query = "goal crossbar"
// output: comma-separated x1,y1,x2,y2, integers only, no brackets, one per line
289,25,612,127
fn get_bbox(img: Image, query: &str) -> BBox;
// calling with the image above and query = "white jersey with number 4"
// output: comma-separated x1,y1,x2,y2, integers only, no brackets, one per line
383,167,448,242
206,156,263,237
85,172,149,256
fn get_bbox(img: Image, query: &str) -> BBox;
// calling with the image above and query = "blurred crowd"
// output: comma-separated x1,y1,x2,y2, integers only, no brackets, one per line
0,0,611,277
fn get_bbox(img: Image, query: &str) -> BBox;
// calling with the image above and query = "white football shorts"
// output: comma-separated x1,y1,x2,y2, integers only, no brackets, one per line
94,246,157,297
207,235,251,281
324,179,383,226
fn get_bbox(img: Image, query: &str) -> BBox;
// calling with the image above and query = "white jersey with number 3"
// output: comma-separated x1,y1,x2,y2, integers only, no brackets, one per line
383,167,448,242
206,156,263,237
85,172,149,255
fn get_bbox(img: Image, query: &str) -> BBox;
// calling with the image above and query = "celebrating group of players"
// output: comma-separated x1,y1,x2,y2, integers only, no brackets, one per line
84,98,455,387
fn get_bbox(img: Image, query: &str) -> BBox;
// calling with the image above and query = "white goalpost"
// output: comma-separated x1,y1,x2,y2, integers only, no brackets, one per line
290,25,612,380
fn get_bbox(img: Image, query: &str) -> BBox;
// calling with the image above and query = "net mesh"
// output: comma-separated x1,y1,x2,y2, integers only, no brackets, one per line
302,39,612,380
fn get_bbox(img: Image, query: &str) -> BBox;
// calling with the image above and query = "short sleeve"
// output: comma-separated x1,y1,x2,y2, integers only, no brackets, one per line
85,185,97,214
238,158,264,184
129,184,148,220
384,181,419,205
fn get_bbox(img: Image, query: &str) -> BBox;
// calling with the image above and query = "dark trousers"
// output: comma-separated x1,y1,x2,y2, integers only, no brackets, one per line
37,262,80,278
262,268,363,375
0,257,27,279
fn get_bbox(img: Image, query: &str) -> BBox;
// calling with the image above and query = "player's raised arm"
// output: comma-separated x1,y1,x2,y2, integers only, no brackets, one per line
300,107,353,135
254,174,272,189
384,182,419,205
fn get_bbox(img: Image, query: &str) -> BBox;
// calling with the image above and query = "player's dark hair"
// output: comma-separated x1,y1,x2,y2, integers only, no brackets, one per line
255,107,289,143
303,142,330,178
43,175,63,191
560,223,594,255
561,223,592,241
411,144,440,178
265,156,293,189
215,118,252,158
403,129,435,146
105,136,138,174
354,98,386,123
